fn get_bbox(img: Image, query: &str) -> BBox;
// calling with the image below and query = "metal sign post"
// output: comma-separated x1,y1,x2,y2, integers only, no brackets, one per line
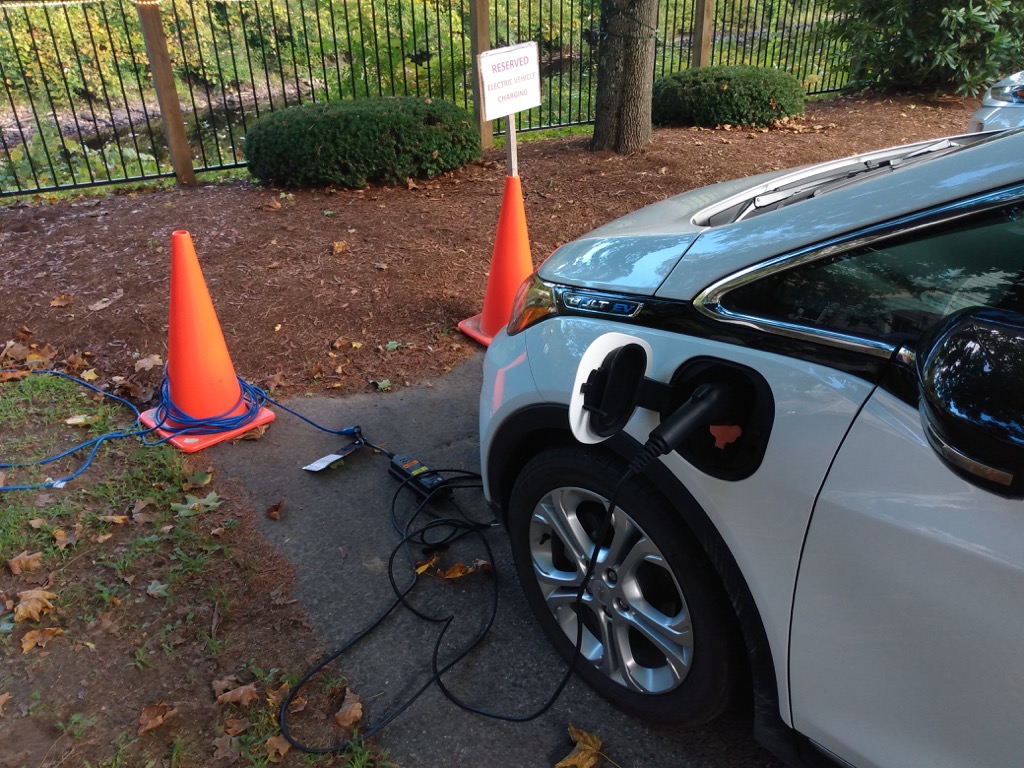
476,42,541,176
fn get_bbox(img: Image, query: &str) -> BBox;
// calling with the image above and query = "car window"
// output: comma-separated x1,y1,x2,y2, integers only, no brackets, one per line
721,205,1024,347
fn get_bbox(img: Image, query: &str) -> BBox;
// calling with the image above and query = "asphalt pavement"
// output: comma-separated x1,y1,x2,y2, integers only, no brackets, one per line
209,353,784,768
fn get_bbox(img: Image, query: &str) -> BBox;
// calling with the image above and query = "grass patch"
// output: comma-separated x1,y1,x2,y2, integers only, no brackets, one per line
1,371,390,767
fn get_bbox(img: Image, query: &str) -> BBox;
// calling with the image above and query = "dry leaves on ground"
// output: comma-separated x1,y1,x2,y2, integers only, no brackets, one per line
138,702,178,735
555,723,607,768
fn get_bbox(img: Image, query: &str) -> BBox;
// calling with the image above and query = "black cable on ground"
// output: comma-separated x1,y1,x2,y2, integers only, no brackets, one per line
278,462,637,753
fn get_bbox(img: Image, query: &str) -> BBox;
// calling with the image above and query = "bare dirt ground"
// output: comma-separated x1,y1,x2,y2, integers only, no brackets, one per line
0,92,980,767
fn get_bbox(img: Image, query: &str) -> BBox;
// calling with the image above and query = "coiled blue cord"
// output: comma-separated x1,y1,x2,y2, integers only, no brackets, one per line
1,368,359,492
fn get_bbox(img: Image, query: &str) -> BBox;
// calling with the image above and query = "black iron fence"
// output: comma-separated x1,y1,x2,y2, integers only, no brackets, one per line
1,0,848,197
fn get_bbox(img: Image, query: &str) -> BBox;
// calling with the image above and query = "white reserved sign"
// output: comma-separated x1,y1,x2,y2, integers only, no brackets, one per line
478,42,541,121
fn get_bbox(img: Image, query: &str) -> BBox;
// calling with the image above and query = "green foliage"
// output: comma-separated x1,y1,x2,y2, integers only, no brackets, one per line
0,123,161,192
244,96,480,187
651,65,805,128
827,0,1024,95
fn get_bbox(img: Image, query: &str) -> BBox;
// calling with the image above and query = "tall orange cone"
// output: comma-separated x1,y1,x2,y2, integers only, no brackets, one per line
140,230,275,452
459,175,534,346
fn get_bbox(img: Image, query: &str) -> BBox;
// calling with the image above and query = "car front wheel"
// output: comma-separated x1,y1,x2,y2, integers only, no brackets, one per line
508,444,741,724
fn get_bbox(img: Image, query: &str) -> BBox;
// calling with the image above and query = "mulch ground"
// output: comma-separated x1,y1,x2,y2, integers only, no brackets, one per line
0,92,979,404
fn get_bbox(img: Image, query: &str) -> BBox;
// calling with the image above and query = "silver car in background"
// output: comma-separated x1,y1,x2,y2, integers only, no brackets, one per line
968,70,1024,132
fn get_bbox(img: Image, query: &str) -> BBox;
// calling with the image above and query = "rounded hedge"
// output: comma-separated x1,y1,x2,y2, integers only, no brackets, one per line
652,65,805,128
243,97,481,188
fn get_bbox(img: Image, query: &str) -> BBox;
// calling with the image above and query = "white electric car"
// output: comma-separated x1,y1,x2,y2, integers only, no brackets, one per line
479,129,1024,768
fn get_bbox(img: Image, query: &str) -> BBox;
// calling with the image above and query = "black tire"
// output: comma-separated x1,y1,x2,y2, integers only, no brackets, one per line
508,444,741,724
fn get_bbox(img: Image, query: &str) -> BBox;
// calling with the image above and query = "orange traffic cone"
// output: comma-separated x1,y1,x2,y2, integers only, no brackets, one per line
459,175,534,346
140,230,275,452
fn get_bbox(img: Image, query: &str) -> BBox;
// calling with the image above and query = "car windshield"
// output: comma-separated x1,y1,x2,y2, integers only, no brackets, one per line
721,203,1024,348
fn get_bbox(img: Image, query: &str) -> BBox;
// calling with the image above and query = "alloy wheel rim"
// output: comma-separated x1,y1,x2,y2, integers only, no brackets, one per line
528,485,693,694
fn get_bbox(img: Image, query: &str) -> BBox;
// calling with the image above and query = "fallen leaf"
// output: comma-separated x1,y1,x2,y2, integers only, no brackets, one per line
415,554,440,574
81,368,98,381
146,580,169,598
49,293,74,307
52,524,82,550
216,683,259,707
21,627,63,653
274,323,282,332
93,533,113,544
88,288,123,312
0,692,11,716
8,551,43,576
134,353,163,372
132,497,158,523
98,515,128,525
372,378,392,392
265,500,284,521
212,676,240,697
333,689,362,729
170,491,222,517
555,723,603,768
65,414,99,427
27,518,45,529
332,241,347,255
266,733,291,762
213,734,242,762
138,702,178,735
182,469,213,491
14,589,58,622
264,198,282,211
231,424,269,442
438,561,472,579
224,717,250,736
351,341,364,349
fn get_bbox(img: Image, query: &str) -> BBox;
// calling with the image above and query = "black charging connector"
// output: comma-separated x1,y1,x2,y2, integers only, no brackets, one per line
388,454,452,502
629,382,737,475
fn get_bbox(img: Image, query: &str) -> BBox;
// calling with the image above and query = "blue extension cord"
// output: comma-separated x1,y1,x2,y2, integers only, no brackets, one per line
0,368,359,492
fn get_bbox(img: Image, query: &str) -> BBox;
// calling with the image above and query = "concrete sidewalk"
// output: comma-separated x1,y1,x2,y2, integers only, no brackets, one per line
209,355,781,768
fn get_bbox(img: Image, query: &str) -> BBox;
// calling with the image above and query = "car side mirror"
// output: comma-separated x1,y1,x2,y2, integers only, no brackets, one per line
917,307,1024,497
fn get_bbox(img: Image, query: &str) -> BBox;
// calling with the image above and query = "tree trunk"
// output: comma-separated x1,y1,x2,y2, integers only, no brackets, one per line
590,0,660,154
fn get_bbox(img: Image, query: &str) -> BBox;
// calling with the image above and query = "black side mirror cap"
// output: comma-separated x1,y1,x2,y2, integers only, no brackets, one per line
918,307,1024,497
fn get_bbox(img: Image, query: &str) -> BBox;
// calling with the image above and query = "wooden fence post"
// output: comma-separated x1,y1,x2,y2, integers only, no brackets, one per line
469,0,493,150
692,0,715,68
135,0,196,187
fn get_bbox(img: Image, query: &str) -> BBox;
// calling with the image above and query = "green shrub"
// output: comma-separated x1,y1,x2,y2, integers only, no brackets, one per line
652,65,805,128
826,0,1024,96
243,97,480,188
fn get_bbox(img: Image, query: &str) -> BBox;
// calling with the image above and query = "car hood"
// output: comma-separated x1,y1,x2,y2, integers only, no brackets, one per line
538,131,1024,300
537,171,788,295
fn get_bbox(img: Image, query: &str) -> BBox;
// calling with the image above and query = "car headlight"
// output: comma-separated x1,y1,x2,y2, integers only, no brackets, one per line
990,84,1024,104
507,273,557,335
